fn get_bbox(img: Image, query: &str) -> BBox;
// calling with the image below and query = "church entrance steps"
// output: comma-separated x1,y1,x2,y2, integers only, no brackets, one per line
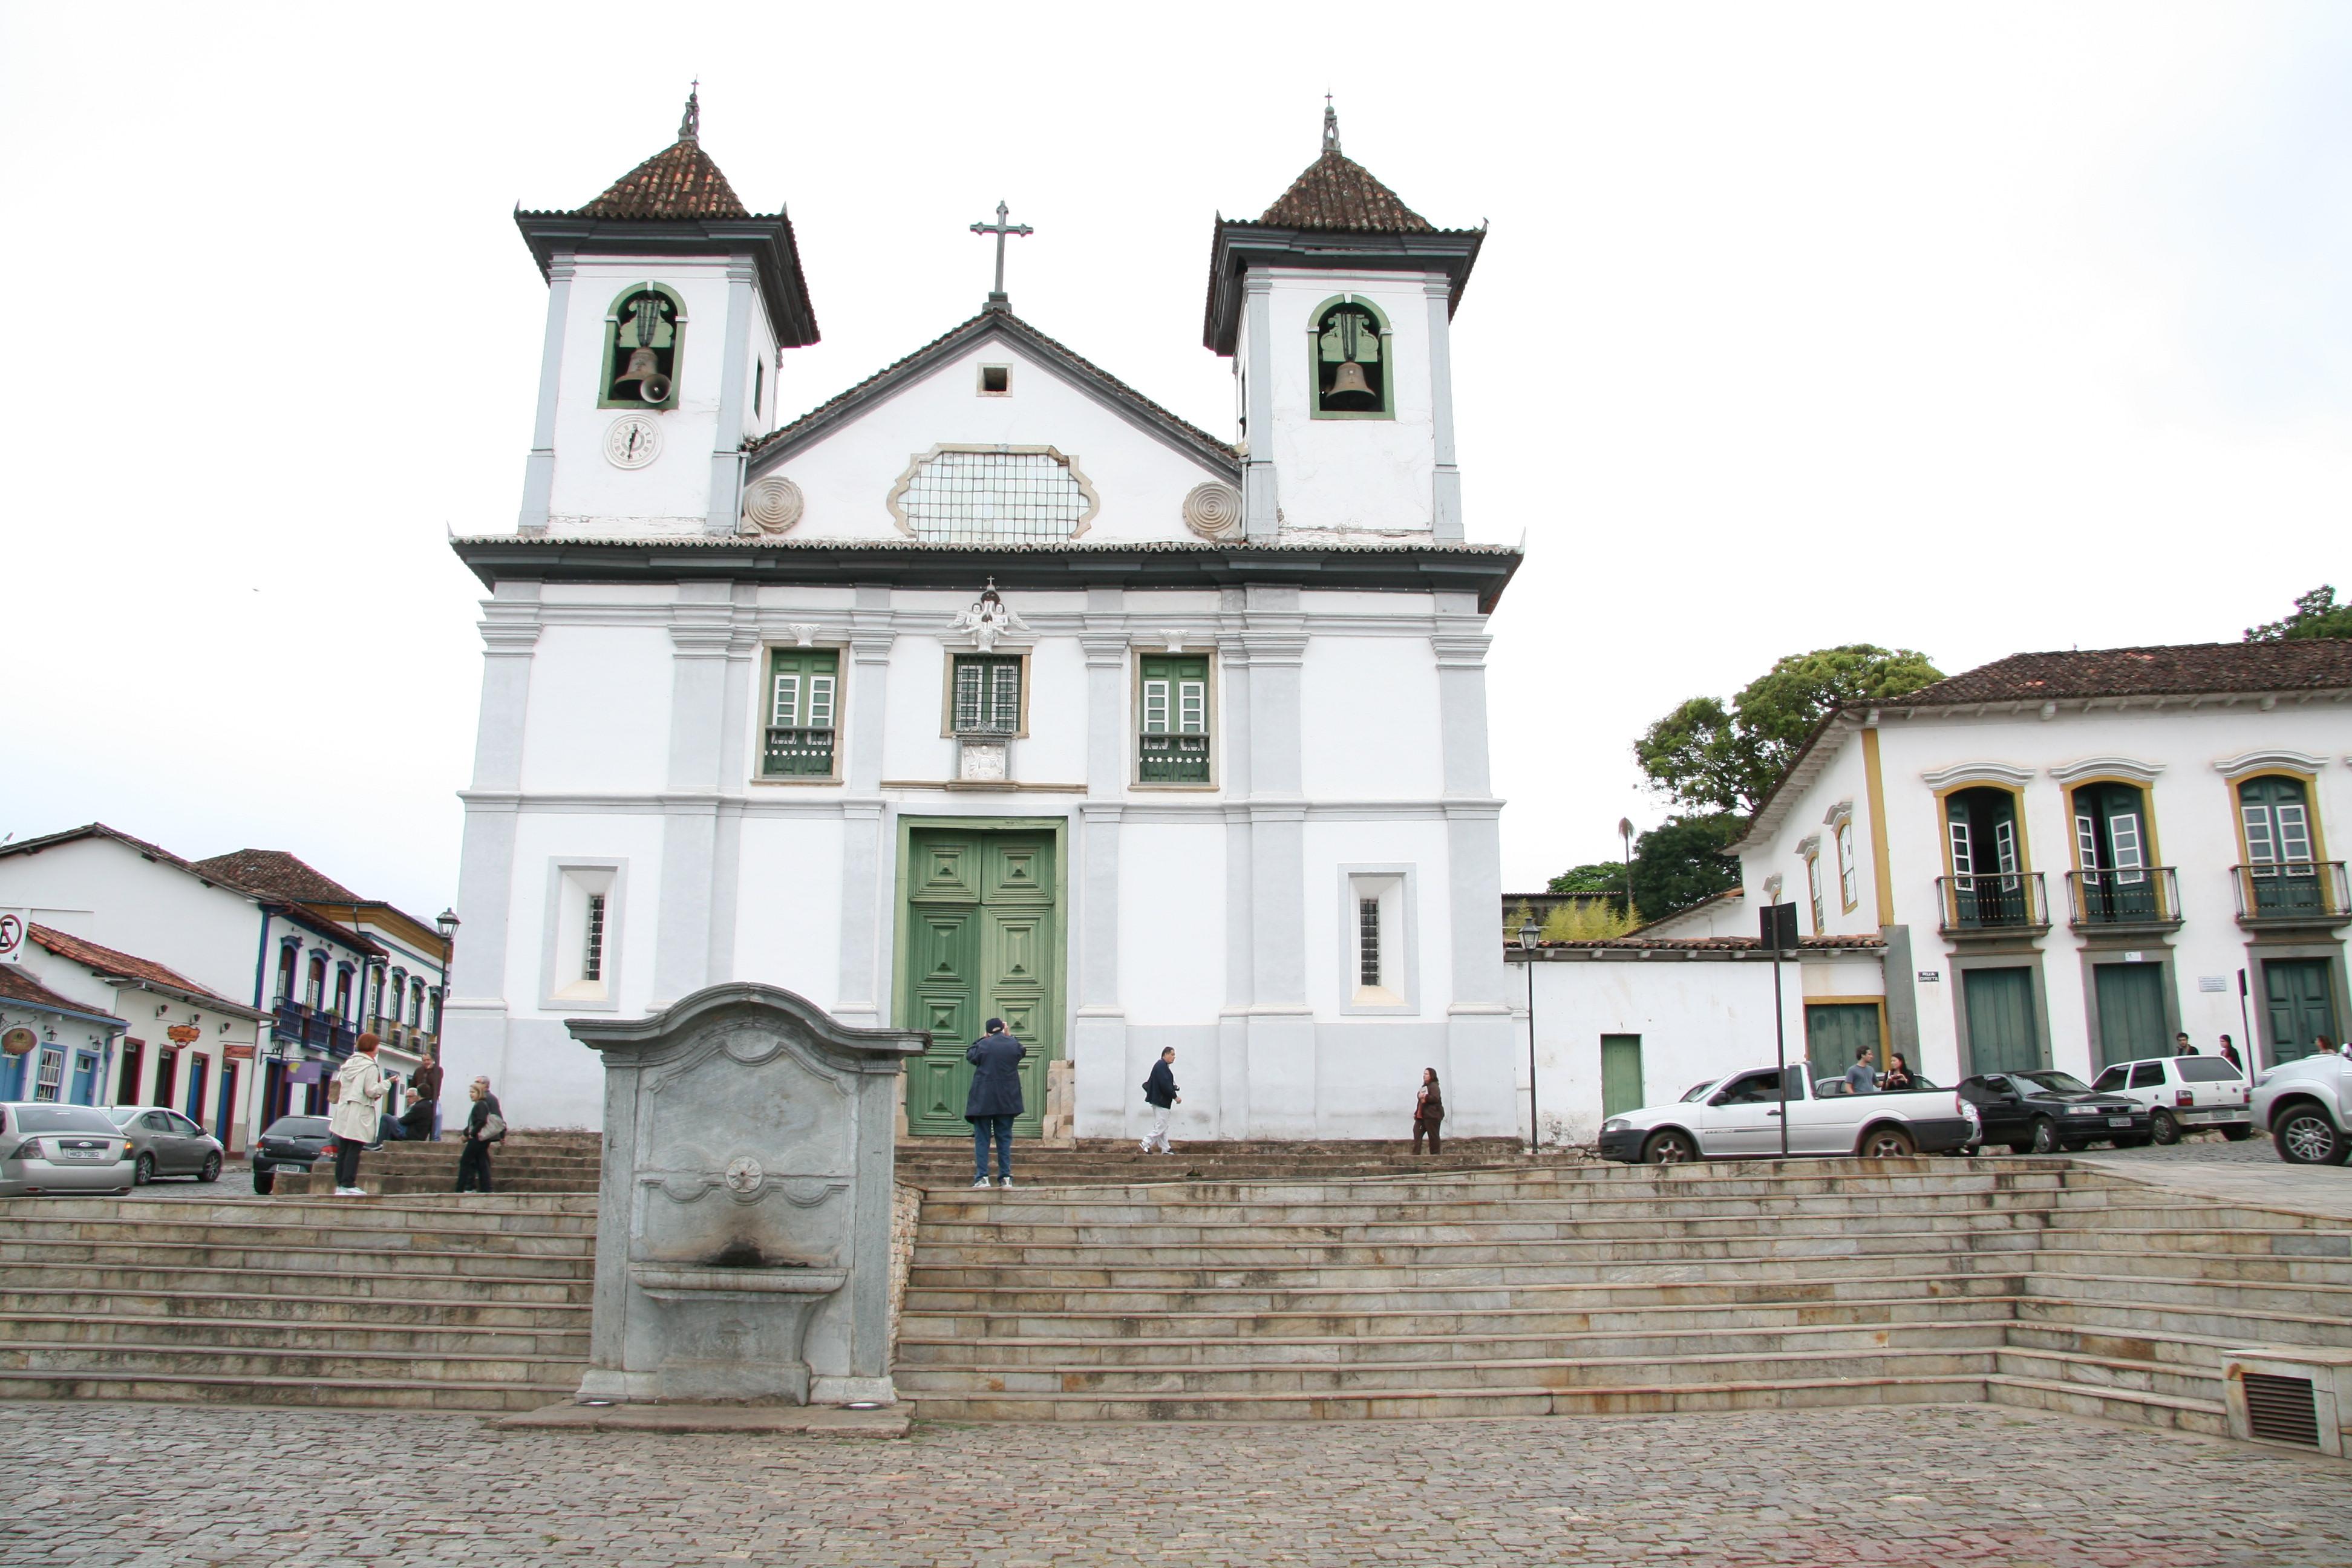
0,1192,595,1411
272,1138,603,1197
893,1158,2352,1429
893,1138,1529,1188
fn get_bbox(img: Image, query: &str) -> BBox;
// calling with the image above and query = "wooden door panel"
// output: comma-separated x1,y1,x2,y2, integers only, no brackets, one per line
903,829,1057,1138
985,839,1053,901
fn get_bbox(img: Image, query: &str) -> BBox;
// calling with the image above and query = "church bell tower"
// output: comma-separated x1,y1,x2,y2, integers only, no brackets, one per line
511,91,819,537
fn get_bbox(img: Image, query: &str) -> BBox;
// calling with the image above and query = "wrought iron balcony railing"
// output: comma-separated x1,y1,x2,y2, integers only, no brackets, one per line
761,726,836,778
2065,866,2180,927
1936,872,2048,934
2232,862,2352,924
1138,733,1210,785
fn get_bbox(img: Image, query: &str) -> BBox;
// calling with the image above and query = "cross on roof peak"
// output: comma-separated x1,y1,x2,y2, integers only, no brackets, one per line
1322,96,1341,155
970,200,1034,313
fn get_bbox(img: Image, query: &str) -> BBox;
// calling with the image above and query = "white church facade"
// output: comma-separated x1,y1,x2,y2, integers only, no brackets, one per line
443,98,1524,1140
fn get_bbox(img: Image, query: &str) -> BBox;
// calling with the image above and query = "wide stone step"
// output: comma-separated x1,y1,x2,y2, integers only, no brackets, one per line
1992,1345,2224,1407
0,1215,596,1255
1982,1374,2228,1436
0,1261,592,1305
0,1367,574,1412
911,1199,2069,1235
0,1237,592,1279
0,1284,588,1330
0,1310,590,1359
905,1233,2042,1270
2,1194,599,1229
2016,1292,2352,1352
904,1248,2024,1293
0,1338,580,1387
2028,1247,2352,1287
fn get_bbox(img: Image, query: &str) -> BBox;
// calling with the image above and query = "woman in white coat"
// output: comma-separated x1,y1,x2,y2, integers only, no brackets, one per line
327,1034,388,1196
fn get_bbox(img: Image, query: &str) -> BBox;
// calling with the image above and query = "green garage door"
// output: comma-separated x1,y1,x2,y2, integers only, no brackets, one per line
1962,966,2042,1076
2264,958,2339,1065
2092,963,2169,1070
1805,1004,1883,1088
1599,1035,1645,1119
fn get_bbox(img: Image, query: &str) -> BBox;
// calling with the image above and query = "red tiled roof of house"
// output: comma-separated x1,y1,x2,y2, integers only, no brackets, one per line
26,924,243,1008
1895,641,2352,707
1259,149,1436,232
0,965,124,1022
189,849,363,905
578,136,749,220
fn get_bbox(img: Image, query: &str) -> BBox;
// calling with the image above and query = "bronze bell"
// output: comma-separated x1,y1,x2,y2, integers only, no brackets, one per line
616,347,661,386
1325,361,1376,401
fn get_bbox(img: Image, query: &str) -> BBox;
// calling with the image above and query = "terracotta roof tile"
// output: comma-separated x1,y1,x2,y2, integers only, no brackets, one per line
578,137,749,221
0,965,122,1021
1259,149,1435,233
26,925,243,1008
189,850,363,905
1894,641,2352,707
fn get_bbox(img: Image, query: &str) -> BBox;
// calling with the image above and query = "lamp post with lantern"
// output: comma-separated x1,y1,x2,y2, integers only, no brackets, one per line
1518,918,1541,1149
433,908,460,1138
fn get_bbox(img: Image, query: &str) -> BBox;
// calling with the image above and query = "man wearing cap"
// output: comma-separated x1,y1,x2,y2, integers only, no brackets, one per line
964,1018,1025,1191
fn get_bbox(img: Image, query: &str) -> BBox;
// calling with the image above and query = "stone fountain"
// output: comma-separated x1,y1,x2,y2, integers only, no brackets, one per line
566,984,925,1406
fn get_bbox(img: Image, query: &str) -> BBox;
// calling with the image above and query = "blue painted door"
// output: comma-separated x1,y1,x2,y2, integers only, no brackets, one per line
70,1051,99,1105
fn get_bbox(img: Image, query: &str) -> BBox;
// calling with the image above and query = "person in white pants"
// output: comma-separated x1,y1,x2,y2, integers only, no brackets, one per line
1140,1047,1180,1154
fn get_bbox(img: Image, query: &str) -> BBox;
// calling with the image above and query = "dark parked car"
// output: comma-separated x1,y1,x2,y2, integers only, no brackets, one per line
1956,1070,2151,1154
250,1114,333,1194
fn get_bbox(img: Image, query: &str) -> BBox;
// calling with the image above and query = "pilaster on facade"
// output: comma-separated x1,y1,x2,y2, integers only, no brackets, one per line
517,256,575,535
705,259,758,536
1241,274,1280,542
1423,277,1464,543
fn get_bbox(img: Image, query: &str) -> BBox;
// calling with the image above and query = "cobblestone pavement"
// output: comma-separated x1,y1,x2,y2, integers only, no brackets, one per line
1,1401,2344,1566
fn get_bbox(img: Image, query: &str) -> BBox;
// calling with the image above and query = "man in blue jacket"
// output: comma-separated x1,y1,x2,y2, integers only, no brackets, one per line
1141,1047,1179,1154
965,1018,1025,1190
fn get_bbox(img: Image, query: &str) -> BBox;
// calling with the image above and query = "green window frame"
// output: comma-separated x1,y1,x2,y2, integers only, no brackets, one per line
951,656,1022,737
598,282,687,411
1137,654,1210,785
1307,293,1394,420
762,647,838,777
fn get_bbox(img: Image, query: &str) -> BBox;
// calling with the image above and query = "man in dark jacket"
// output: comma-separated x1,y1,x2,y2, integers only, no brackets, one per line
1141,1047,1179,1154
411,1052,445,1140
965,1019,1025,1190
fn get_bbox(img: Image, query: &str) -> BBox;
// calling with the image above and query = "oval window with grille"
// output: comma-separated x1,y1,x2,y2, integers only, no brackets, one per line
889,445,1097,544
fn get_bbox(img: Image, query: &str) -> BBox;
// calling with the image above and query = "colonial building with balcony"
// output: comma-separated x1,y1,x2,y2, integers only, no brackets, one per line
1730,640,2352,1083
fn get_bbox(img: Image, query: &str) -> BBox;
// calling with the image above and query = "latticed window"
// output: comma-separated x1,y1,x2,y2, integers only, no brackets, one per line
1358,898,1383,988
763,648,839,777
898,448,1091,543
583,894,607,982
953,656,1022,735
1138,655,1210,784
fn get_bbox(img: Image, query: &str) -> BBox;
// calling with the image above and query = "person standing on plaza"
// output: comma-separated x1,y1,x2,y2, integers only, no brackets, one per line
1413,1068,1445,1154
2175,1032,2198,1057
965,1018,1024,1190
1880,1053,1917,1093
411,1050,445,1140
1843,1046,1878,1096
456,1076,503,1194
326,1033,387,1197
1140,1047,1180,1155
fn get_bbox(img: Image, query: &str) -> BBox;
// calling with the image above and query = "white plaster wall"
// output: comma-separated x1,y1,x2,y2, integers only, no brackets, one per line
1258,268,1443,534
762,339,1229,543
1298,636,1445,800
881,635,955,782
730,817,846,1010
0,838,269,1011
547,256,755,525
502,812,670,1021
1301,818,1454,1018
517,626,676,795
1019,638,1089,784
1517,954,1809,1146
1117,824,1226,1024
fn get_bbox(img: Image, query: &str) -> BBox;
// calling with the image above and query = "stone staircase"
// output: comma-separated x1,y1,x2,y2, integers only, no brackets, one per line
273,1131,603,1196
0,1192,596,1410
893,1137,1527,1189
892,1158,2352,1429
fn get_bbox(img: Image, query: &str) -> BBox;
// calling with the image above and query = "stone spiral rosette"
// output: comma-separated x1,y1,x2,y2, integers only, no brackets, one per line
1181,482,1244,540
743,475,806,534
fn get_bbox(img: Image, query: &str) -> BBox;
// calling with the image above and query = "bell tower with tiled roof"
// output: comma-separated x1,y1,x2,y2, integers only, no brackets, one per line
1203,105,1485,543
510,90,819,538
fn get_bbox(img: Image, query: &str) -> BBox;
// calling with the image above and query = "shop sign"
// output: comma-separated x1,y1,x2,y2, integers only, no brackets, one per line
223,1042,255,1061
167,1025,202,1045
1,1026,35,1057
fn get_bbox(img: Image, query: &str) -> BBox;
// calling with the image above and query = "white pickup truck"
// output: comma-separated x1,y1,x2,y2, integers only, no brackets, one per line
1596,1065,1981,1164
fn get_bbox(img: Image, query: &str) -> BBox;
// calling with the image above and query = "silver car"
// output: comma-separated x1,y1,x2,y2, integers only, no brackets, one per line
105,1105,226,1184
0,1102,136,1196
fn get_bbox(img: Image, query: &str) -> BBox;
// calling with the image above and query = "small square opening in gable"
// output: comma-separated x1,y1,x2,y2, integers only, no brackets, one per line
978,364,1011,396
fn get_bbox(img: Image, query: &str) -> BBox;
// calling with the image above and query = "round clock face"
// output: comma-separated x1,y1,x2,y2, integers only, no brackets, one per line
604,414,663,469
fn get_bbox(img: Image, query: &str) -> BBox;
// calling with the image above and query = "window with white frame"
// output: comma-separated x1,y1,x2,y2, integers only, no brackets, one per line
1800,837,1825,935
1835,818,1858,912
1341,868,1417,1014
545,861,624,1009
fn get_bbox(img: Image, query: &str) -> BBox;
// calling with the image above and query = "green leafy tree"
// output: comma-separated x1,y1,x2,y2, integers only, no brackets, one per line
1546,861,1630,897
1626,813,1743,921
2247,586,2352,641
1636,645,1942,814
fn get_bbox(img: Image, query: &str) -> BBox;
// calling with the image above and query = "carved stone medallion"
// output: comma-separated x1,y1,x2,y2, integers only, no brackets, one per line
723,1155,765,1196
1181,482,1243,540
743,475,805,534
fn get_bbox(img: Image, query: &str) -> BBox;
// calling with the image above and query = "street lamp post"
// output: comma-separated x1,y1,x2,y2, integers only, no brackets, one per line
433,908,460,1140
1518,919,1541,1150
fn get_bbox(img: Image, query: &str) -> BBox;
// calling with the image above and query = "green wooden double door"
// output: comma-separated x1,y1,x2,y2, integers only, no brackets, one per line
901,828,1059,1137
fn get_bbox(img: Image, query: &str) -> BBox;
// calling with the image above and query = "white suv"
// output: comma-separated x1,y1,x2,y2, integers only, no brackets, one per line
2088,1054,2252,1145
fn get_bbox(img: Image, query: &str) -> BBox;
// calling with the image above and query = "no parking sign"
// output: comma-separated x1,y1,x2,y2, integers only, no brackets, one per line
0,909,27,967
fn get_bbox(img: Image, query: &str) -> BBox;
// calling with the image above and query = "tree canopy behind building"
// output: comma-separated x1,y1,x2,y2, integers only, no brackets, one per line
2247,586,2352,642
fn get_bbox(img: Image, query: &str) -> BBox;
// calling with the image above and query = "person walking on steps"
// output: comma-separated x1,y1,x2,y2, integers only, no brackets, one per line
456,1076,503,1194
327,1033,388,1196
966,1018,1025,1190
1141,1047,1180,1154
410,1050,445,1140
1413,1068,1444,1155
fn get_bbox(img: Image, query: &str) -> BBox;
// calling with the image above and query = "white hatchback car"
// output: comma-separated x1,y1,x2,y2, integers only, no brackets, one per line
2086,1054,2251,1145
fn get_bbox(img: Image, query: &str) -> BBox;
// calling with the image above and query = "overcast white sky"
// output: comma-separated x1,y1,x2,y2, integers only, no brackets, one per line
5,2,2347,919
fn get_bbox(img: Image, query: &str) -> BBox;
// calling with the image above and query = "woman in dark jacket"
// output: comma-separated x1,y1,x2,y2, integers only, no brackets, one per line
1413,1068,1444,1155
965,1019,1026,1190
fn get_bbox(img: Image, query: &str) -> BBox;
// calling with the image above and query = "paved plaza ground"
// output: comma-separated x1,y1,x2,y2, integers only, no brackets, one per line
1,1400,2344,1567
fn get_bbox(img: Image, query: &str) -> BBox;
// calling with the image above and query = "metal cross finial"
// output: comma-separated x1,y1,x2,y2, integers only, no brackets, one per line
1322,96,1340,154
970,200,1034,312
679,80,701,141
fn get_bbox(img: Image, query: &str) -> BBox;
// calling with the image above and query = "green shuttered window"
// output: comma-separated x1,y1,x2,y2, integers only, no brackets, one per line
1138,655,1210,784
763,648,839,777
